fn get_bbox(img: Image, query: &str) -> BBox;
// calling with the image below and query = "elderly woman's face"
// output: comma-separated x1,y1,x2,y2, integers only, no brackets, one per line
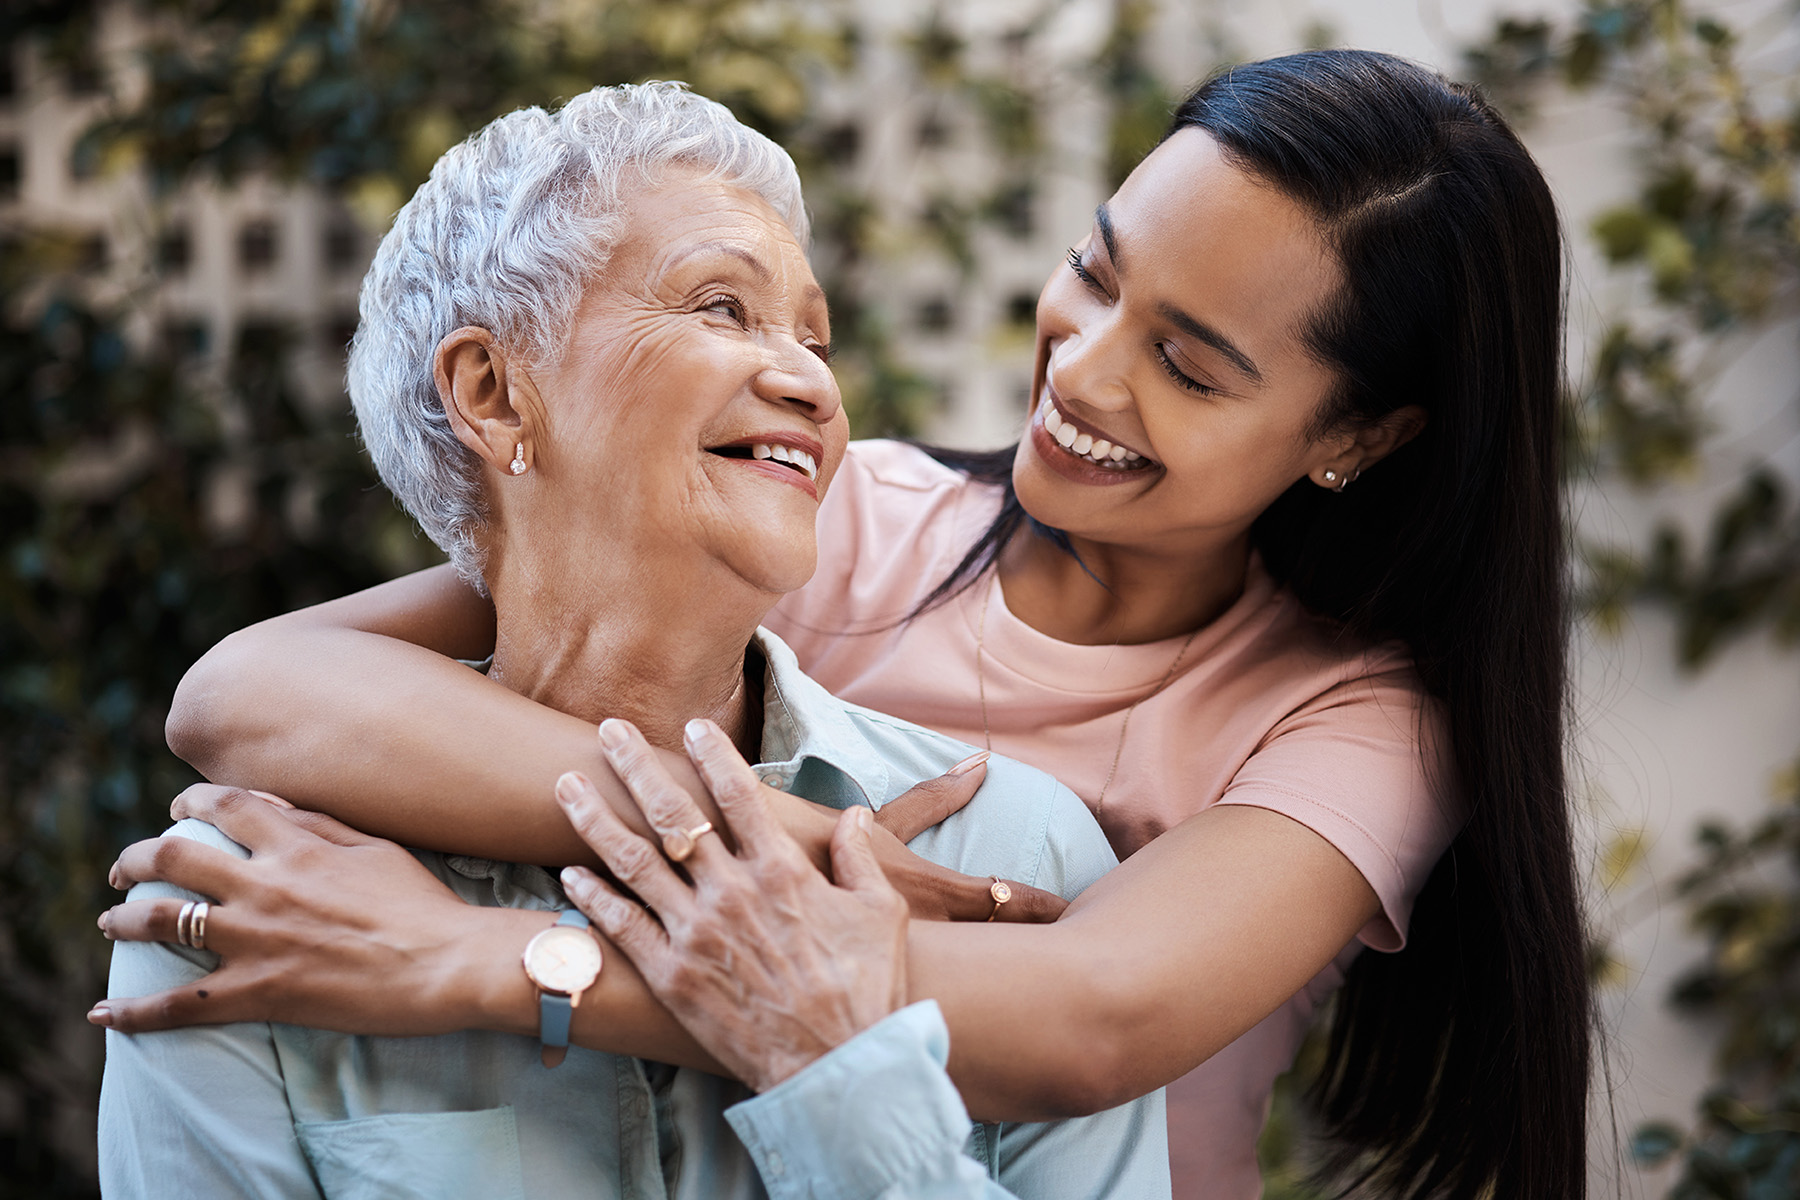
523,169,845,598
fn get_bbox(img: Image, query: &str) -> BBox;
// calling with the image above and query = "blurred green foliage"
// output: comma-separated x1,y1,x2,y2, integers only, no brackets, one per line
2,1,1188,1192
1469,2,1800,1196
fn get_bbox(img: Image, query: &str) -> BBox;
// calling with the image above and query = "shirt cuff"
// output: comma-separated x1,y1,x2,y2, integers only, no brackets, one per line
725,1000,974,1200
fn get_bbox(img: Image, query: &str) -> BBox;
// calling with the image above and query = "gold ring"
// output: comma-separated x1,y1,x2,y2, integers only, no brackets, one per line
176,900,196,946
190,901,210,951
661,820,716,864
986,878,1012,922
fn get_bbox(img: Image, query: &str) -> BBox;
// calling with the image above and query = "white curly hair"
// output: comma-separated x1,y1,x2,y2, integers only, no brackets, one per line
347,81,809,587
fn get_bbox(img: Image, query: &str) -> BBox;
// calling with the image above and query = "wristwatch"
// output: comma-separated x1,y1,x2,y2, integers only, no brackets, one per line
522,909,603,1068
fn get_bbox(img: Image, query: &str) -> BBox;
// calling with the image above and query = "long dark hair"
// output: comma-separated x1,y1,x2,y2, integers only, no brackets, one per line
918,51,1588,1200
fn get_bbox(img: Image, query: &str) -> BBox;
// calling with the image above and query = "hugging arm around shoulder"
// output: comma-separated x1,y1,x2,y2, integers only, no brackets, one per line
163,562,1388,1135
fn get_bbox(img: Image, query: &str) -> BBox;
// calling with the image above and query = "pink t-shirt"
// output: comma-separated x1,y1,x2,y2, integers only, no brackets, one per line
766,441,1457,1197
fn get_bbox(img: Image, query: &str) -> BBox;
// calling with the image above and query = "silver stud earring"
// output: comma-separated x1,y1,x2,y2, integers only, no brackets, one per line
509,443,527,476
1322,469,1339,487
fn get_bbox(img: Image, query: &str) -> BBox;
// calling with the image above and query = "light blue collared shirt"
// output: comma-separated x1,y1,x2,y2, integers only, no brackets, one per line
99,629,1169,1199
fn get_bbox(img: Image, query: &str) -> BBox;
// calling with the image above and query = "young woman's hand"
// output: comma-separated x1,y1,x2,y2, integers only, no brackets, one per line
744,752,1067,925
556,718,909,1091
87,784,533,1036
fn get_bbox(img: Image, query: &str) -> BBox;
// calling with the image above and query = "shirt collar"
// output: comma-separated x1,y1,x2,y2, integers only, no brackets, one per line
751,628,892,808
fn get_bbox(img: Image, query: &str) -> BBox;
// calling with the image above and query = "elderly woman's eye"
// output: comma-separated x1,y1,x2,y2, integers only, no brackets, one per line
807,341,835,365
702,295,747,325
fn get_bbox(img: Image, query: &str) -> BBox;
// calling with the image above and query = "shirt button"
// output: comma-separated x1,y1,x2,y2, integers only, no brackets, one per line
759,772,784,788
765,1150,784,1177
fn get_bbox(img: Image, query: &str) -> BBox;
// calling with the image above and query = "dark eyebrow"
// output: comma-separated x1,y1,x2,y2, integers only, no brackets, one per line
670,241,773,282
1094,203,1264,386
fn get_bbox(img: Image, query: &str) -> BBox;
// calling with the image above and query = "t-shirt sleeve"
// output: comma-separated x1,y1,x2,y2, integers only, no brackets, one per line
1212,667,1458,951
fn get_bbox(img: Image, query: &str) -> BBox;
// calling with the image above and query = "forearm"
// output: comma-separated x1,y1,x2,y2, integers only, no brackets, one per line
914,805,1381,1122
172,620,728,865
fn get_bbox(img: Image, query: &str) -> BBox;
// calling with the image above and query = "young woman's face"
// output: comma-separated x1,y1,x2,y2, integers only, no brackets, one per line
1015,127,1346,557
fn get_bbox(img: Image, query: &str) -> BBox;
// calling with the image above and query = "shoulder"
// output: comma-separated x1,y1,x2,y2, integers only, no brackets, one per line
770,441,1002,640
846,702,1118,901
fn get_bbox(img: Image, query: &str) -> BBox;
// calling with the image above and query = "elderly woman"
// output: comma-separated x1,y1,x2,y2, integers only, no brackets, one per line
95,83,1166,1199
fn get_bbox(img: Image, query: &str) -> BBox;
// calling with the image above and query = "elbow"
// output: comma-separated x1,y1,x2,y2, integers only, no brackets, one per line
1049,1029,1145,1117
166,631,254,776
1034,974,1165,1117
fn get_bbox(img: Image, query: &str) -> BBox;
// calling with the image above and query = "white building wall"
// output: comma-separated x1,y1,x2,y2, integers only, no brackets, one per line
7,2,1796,1194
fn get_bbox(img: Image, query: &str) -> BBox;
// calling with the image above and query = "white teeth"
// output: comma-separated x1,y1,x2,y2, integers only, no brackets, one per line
1039,396,1149,468
748,443,817,481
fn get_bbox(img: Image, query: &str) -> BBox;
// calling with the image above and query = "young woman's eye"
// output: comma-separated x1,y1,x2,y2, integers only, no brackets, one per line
1155,345,1217,396
1066,247,1106,294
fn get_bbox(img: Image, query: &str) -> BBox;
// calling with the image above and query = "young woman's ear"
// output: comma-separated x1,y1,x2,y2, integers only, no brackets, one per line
434,326,539,476
1311,405,1428,490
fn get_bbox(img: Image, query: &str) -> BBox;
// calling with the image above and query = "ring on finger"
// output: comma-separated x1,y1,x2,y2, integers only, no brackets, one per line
190,901,211,951
986,878,1013,922
176,900,196,946
661,820,716,864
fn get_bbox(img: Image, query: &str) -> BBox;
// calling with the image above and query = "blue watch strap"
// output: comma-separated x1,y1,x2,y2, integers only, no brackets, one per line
537,909,590,1064
539,992,573,1052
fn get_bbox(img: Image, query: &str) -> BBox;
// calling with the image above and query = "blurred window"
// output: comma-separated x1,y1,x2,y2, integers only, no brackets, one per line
991,184,1034,238
161,318,208,360
1005,291,1036,328
323,219,361,273
819,123,860,166
237,219,277,272
917,296,953,333
917,114,950,148
77,232,107,273
157,224,191,274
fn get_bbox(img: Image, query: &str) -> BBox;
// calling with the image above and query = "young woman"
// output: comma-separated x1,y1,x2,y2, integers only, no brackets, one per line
104,51,1589,1200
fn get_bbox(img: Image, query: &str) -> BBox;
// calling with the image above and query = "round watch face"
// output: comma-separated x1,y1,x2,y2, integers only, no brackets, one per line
524,925,603,994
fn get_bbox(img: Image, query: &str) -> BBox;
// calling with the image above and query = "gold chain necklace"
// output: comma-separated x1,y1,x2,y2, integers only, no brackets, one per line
976,576,1202,812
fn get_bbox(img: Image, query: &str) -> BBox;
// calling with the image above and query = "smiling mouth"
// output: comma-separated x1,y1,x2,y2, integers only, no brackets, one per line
708,441,820,482
1038,397,1156,471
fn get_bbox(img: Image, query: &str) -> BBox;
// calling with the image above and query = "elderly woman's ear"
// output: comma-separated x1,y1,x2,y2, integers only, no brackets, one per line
434,326,544,476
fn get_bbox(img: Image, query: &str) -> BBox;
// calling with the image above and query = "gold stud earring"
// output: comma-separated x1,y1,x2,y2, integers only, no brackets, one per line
510,443,527,476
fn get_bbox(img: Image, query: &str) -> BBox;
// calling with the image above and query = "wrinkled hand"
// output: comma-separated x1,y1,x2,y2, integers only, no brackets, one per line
763,752,1067,925
88,784,497,1035
556,718,908,1092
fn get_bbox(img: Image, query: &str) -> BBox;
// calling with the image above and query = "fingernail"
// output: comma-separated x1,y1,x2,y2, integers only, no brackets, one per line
948,750,990,776
249,789,293,809
87,1005,112,1027
560,866,587,897
598,719,630,751
684,718,716,747
107,865,121,890
554,772,588,807
97,911,110,936
854,806,872,832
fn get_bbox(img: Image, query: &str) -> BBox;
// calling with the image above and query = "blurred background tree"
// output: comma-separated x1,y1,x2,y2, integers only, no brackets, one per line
6,0,1794,1195
1466,2,1800,1196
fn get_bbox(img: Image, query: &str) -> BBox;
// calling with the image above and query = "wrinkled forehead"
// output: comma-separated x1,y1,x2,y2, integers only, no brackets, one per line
609,167,817,290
